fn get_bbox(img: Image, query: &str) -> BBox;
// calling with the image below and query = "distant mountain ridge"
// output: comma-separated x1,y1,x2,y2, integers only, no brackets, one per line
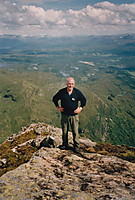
0,33,135,50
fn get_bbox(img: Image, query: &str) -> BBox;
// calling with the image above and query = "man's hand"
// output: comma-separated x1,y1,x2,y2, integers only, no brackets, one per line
74,107,82,114
57,106,64,112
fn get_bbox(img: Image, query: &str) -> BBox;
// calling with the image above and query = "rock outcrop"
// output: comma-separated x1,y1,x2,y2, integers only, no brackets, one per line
0,123,135,200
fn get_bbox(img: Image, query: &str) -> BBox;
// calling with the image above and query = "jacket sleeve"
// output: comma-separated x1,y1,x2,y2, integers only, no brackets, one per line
78,91,86,107
52,90,61,107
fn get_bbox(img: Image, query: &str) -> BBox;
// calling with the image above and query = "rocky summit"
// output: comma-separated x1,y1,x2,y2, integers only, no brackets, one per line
0,123,135,200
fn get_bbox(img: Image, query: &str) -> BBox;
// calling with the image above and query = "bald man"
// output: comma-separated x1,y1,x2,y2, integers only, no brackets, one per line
52,77,86,152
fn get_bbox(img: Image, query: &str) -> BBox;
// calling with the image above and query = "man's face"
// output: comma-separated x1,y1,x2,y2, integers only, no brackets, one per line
66,78,75,91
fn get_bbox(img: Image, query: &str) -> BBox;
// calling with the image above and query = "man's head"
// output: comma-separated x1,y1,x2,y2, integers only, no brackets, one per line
66,77,75,92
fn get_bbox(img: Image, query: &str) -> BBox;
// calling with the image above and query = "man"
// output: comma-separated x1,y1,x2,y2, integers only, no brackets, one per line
52,77,86,152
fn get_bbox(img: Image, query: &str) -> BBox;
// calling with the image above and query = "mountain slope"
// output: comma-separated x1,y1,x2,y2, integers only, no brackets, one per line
0,68,134,146
0,34,135,146
0,69,60,143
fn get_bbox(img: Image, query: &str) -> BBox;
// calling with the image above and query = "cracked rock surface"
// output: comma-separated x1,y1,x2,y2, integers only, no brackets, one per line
0,123,135,200
0,147,135,200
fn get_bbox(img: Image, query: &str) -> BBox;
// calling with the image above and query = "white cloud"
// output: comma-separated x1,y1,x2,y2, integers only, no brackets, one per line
0,1,21,25
22,6,64,24
67,3,135,26
22,6,47,26
0,1,135,36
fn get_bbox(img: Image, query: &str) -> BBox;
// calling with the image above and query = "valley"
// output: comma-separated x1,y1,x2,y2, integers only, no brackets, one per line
0,34,135,146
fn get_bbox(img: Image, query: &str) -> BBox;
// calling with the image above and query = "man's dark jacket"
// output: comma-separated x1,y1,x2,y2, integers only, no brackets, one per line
52,87,86,116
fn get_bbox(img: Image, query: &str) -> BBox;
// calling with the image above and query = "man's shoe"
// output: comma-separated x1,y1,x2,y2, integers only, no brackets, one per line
73,147,79,153
59,145,68,150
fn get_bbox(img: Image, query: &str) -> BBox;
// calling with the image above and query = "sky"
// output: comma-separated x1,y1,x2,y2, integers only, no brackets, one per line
0,0,135,37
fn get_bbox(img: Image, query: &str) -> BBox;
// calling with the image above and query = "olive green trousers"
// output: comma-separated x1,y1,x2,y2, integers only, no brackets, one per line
61,114,79,148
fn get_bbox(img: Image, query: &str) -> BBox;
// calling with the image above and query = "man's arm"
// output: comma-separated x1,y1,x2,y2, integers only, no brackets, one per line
52,90,64,112
79,91,86,108
74,90,86,114
52,91,60,107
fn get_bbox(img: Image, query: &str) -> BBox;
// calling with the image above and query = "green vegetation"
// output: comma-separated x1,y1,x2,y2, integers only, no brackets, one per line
0,69,62,143
0,66,134,147
91,142,135,163
0,34,135,146
0,129,38,176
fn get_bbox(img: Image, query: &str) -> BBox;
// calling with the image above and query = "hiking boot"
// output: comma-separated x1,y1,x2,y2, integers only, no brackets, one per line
73,147,79,153
59,145,68,150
